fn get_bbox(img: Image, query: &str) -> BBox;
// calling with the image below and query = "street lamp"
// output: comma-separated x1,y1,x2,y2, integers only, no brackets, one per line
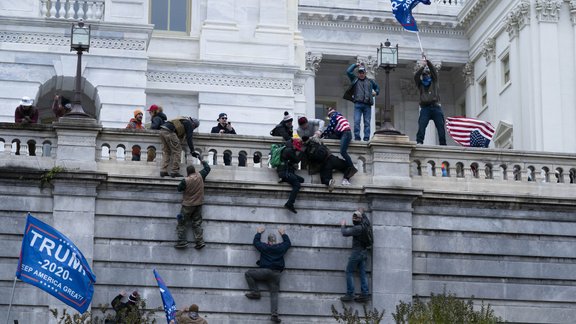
374,39,402,135
67,19,91,117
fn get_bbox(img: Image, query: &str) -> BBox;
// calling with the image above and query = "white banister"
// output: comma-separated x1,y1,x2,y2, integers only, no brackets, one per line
41,0,105,21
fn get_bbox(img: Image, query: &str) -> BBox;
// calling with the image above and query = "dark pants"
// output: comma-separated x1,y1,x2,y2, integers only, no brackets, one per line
245,268,282,316
320,155,350,185
346,249,369,296
279,170,304,206
177,205,204,245
416,104,446,145
339,130,353,168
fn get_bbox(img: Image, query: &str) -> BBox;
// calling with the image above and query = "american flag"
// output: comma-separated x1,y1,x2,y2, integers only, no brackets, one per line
445,116,495,147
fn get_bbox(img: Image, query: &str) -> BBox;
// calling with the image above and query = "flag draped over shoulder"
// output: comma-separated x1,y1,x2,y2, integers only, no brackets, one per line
16,214,96,313
391,0,431,32
153,269,177,323
446,116,495,147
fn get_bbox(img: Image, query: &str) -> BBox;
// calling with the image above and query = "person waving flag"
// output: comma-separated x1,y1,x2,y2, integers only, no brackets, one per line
391,0,431,32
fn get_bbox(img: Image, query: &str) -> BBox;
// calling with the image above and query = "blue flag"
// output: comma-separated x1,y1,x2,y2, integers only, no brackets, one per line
153,269,177,323
391,0,431,32
16,214,96,313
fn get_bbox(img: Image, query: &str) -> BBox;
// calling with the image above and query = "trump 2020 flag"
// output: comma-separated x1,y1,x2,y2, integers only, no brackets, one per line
446,116,495,148
153,269,177,323
391,0,431,32
16,214,96,313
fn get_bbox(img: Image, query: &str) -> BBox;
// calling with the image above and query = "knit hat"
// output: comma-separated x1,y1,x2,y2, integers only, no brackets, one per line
327,107,336,117
20,96,34,107
147,104,160,112
134,109,143,117
128,291,140,303
283,111,293,122
189,304,199,312
218,113,228,121
298,116,308,126
353,210,363,219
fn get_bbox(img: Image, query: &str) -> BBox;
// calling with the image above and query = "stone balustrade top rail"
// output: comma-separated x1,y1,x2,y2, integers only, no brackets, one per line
1,122,576,200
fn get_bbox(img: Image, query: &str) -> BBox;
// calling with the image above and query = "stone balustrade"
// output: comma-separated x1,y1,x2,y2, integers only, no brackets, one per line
40,0,105,21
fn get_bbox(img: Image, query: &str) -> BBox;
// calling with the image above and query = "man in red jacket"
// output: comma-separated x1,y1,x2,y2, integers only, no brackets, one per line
14,96,39,156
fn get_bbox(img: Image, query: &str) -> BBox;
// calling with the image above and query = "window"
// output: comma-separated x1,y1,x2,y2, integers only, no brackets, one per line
150,0,190,33
480,79,487,107
315,102,335,121
502,54,510,84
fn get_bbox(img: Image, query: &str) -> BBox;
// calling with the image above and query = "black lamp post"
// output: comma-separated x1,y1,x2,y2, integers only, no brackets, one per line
67,19,91,117
374,39,402,135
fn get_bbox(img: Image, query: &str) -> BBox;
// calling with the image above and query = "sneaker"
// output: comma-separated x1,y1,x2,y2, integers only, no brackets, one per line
194,242,206,250
284,203,297,214
342,179,351,186
245,292,261,299
160,171,169,177
270,315,282,323
170,173,184,178
346,167,358,179
328,179,335,192
174,241,189,249
340,294,354,302
354,137,361,141
363,138,369,142
354,294,371,303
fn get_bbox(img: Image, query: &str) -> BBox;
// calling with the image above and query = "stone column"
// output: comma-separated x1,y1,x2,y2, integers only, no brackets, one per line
53,117,102,171
304,52,322,117
462,61,475,121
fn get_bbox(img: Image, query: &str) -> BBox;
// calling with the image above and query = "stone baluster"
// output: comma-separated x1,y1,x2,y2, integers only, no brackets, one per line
492,166,503,181
49,0,57,18
94,1,103,20
58,0,66,19
40,0,48,18
3,141,12,156
77,0,86,20
85,1,94,20
207,151,215,166
66,0,75,19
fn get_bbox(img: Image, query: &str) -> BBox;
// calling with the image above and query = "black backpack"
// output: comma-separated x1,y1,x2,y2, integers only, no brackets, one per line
306,141,330,162
360,213,373,249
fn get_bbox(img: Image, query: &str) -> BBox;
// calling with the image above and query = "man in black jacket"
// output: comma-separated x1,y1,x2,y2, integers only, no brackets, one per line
147,104,167,130
277,138,304,214
211,112,239,166
159,116,200,178
245,226,291,323
111,290,141,323
340,209,371,303
270,111,293,141
414,58,446,145
302,136,357,191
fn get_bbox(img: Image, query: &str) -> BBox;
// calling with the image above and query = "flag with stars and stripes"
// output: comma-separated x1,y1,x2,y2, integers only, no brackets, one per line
446,116,495,148
16,213,96,313
391,0,432,32
153,269,177,323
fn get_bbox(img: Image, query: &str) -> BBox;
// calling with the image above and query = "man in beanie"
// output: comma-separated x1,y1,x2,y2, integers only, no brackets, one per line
111,290,142,323
245,226,291,323
147,104,167,130
270,111,294,141
175,304,208,324
344,63,380,141
340,209,372,303
321,107,356,185
211,112,237,165
175,159,211,249
296,116,324,139
126,110,144,129
277,138,304,214
414,57,446,145
302,136,357,191
14,96,39,156
160,116,201,177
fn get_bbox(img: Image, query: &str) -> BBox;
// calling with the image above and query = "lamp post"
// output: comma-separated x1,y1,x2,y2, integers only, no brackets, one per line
374,39,402,135
67,19,91,117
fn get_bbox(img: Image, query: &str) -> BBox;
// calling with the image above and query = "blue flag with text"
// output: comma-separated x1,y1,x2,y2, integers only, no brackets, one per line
153,269,177,323
391,0,431,32
16,214,96,313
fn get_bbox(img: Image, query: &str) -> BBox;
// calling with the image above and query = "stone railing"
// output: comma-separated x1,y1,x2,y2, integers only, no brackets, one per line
434,0,466,6
0,124,58,158
40,0,105,21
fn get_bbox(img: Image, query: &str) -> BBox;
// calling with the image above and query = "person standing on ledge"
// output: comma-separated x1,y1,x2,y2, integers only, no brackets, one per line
14,96,39,156
245,226,291,323
160,116,201,178
344,63,380,141
321,107,356,185
414,57,446,145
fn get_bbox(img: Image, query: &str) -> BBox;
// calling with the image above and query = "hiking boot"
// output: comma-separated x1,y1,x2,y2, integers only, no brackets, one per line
284,203,297,214
354,294,371,303
342,178,351,186
245,292,261,299
194,242,206,250
346,167,358,179
328,179,335,192
270,315,282,323
170,173,184,178
160,171,169,177
340,294,354,302
174,241,189,249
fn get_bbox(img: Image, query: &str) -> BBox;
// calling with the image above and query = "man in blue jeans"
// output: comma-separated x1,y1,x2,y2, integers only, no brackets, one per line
321,107,357,186
344,63,380,141
414,58,447,145
340,209,371,303
277,138,304,214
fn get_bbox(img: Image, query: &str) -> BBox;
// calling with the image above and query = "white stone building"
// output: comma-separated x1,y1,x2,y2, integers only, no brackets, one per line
0,0,574,151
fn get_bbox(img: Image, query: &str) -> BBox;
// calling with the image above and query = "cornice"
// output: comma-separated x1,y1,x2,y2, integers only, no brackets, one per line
146,71,294,91
457,0,491,28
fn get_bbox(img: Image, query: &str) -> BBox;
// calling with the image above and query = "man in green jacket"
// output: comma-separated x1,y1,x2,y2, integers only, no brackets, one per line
175,159,211,249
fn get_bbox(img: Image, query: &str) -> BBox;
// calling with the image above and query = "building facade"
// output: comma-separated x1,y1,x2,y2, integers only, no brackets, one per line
1,0,575,151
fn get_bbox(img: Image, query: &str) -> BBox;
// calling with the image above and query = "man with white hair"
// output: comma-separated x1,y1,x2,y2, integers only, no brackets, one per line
14,96,39,156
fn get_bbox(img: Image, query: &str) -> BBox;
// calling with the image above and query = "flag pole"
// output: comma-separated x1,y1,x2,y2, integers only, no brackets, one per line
5,277,17,324
416,32,425,56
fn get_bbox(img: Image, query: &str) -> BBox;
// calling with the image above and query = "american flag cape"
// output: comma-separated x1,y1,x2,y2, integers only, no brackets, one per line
391,0,432,32
445,116,495,147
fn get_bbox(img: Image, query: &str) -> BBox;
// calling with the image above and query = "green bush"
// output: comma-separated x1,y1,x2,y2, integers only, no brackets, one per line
331,303,385,324
50,299,158,324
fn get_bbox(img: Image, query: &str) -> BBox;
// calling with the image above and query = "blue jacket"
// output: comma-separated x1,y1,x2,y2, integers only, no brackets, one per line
343,64,380,103
253,232,291,271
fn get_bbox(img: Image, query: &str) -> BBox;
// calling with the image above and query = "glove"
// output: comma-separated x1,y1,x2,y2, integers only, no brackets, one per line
191,152,200,159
